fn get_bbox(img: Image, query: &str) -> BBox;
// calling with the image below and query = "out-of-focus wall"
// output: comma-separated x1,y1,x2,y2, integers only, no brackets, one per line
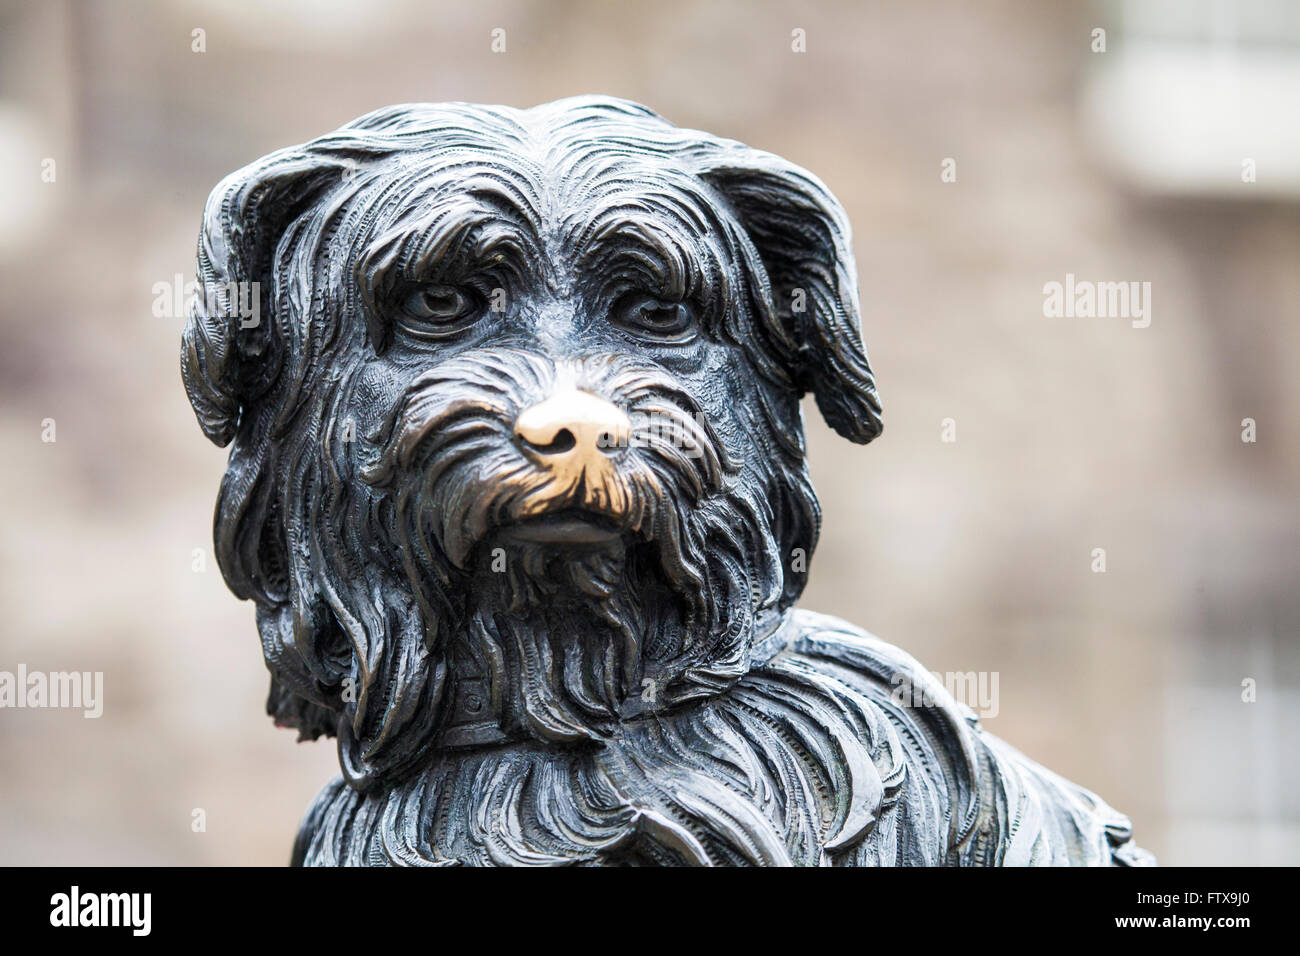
0,0,1295,865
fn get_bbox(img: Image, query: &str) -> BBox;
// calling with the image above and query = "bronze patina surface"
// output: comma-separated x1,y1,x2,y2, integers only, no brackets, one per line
182,97,1151,866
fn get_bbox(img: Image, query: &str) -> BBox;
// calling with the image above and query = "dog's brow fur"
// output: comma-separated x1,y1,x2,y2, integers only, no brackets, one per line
570,198,722,305
353,157,730,320
362,195,540,287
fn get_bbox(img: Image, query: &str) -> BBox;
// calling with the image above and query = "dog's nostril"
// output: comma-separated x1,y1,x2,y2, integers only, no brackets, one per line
521,427,577,455
514,389,631,464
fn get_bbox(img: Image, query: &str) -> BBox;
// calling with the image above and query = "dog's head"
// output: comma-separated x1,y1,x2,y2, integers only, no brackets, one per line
182,97,880,786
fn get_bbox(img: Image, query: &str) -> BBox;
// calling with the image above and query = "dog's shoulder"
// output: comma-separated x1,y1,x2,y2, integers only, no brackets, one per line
771,609,1154,865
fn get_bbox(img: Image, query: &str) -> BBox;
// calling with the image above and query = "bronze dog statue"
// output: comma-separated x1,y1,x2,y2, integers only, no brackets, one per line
182,96,1150,866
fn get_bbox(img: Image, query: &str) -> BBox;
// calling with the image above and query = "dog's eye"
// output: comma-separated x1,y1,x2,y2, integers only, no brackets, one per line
397,285,479,337
613,294,696,343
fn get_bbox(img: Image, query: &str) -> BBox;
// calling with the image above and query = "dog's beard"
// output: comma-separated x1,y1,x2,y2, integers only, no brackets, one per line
357,350,773,749
453,548,646,741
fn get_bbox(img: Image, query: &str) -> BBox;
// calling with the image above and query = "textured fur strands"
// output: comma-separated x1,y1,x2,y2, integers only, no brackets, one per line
359,350,786,752
183,97,851,780
293,613,1142,867
183,96,1150,866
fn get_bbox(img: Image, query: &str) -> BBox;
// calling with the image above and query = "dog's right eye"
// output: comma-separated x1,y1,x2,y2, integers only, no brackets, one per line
611,293,697,344
396,285,479,338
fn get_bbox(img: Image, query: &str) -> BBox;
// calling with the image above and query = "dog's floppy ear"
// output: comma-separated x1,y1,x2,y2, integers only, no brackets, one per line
695,148,883,444
181,148,351,446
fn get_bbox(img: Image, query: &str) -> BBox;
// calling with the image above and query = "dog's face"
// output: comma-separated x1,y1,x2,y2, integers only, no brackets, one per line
183,97,880,786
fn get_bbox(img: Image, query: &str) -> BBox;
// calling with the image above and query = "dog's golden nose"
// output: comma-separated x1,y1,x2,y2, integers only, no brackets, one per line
514,389,631,467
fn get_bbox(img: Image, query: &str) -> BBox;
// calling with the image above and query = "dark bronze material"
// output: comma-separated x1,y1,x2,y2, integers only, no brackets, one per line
182,96,1151,866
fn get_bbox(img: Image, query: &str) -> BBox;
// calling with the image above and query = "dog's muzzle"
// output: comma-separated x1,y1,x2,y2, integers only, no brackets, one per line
366,349,728,564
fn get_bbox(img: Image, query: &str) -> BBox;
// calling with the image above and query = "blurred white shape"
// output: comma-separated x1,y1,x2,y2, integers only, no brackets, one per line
1082,0,1300,198
0,103,56,257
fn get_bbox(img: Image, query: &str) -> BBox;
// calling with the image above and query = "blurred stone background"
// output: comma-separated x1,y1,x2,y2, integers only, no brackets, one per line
0,0,1296,865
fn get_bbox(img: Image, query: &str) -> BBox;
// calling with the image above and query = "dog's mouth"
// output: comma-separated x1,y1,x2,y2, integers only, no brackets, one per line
494,509,626,548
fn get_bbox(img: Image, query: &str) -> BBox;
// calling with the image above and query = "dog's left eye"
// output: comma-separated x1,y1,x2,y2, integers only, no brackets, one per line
613,294,696,343
397,285,479,337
